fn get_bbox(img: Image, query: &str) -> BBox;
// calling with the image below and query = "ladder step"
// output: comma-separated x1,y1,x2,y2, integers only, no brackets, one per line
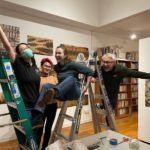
0,119,27,128
55,132,69,141
0,79,8,83
62,114,74,121
14,125,25,135
20,144,30,150
0,113,10,117
99,123,108,129
7,102,17,109
96,108,107,115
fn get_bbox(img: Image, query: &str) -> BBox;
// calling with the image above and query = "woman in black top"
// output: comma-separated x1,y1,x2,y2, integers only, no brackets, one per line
0,26,43,147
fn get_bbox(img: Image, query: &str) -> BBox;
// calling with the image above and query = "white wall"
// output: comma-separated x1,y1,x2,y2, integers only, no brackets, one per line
138,38,150,142
0,104,16,142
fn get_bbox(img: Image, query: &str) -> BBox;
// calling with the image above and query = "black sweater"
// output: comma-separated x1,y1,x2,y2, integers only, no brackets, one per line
101,64,150,108
54,61,94,87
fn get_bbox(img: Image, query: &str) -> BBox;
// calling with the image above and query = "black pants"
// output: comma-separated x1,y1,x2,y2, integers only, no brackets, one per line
41,103,57,150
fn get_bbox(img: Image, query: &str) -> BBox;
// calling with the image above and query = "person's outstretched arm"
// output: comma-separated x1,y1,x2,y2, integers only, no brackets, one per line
0,26,16,62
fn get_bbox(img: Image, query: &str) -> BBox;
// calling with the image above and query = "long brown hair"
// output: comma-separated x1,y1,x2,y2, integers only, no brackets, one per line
56,44,71,64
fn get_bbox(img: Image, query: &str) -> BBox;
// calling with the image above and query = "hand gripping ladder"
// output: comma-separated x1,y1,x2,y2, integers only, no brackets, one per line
0,52,38,149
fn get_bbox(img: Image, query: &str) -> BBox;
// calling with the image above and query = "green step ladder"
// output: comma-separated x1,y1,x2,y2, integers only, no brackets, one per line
0,51,38,150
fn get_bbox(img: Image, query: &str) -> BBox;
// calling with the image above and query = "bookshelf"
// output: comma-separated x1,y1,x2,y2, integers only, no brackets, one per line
116,59,138,118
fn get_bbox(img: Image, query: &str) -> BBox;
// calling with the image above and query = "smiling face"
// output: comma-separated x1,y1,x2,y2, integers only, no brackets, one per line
41,61,52,76
55,47,66,63
101,55,116,72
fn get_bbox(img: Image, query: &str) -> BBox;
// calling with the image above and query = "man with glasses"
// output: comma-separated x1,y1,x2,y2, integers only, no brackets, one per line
97,53,150,109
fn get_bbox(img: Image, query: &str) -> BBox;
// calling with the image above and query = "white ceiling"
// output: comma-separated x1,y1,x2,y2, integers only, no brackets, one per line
94,9,150,40
0,1,150,41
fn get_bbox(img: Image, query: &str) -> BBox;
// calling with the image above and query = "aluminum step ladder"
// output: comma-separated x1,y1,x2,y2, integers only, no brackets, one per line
89,51,117,131
50,77,86,143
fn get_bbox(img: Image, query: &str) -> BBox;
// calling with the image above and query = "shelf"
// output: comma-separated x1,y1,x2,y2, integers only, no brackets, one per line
116,59,138,118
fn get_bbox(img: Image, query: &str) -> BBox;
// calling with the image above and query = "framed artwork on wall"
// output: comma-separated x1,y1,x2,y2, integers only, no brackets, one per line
27,35,53,55
145,79,150,107
62,44,89,61
0,24,20,50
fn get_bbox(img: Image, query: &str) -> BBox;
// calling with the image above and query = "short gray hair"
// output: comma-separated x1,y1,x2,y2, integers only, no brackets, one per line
102,53,117,61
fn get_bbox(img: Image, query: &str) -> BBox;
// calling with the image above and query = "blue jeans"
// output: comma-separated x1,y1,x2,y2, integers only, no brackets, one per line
35,76,81,113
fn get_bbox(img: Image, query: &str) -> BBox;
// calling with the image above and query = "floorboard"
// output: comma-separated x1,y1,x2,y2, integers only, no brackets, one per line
0,112,138,150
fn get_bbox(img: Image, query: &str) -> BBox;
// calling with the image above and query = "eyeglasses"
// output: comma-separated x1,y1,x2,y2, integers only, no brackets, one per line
102,61,113,64
43,64,51,68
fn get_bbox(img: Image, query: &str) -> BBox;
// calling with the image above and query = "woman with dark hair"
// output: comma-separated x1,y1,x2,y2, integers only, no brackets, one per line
0,26,43,148
37,44,94,110
0,26,40,119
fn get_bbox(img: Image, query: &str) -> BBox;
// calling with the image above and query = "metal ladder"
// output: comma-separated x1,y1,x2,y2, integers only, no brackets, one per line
50,76,86,143
90,51,117,131
0,52,38,150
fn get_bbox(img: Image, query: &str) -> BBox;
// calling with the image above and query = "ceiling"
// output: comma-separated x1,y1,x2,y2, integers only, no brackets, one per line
94,9,150,40
0,1,150,41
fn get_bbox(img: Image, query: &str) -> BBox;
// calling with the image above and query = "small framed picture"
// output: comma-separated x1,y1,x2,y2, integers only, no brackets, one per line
126,52,133,60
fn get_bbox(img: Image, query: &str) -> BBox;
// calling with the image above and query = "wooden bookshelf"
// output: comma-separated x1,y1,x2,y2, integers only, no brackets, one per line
116,59,138,118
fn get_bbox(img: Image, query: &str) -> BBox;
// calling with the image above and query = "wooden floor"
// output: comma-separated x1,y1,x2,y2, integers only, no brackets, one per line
0,112,138,150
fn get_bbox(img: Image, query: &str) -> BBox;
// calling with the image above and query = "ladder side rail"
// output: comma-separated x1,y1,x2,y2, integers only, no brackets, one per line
69,59,92,141
50,101,68,143
94,56,117,131
88,83,102,133
69,91,84,141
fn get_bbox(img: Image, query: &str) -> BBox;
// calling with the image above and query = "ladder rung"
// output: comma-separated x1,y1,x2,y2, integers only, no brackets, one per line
96,108,107,115
0,79,8,83
62,114,74,121
55,132,69,141
0,113,10,117
14,125,25,135
99,123,108,129
32,124,43,130
0,119,27,128
7,102,17,109
20,144,30,150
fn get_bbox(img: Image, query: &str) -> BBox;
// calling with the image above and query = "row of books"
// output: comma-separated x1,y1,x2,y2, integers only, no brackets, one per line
117,107,129,115
132,92,138,98
131,85,138,91
118,93,128,99
118,100,129,108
